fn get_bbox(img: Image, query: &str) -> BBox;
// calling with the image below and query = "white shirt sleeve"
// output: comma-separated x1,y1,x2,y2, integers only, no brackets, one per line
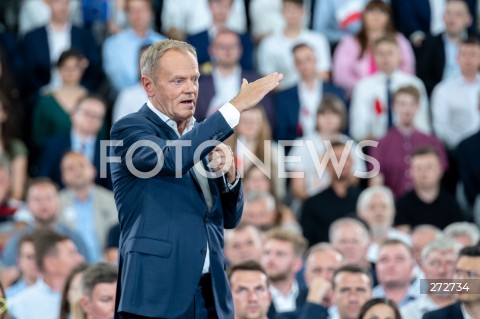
219,103,240,128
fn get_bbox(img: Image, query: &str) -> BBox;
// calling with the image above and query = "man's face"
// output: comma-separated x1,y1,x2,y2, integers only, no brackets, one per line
61,154,96,189
410,154,443,190
444,1,471,36
49,240,84,278
143,50,199,127
209,0,232,25
421,249,457,280
358,193,394,231
293,46,317,80
454,256,480,303
27,184,60,225
241,199,276,230
333,272,372,319
18,241,39,281
374,42,400,74
326,145,353,181
127,0,153,32
72,99,106,137
458,44,480,76
411,229,439,265
282,1,304,28
230,270,271,319
393,93,419,127
49,0,69,23
376,244,414,288
304,249,343,285
82,282,117,319
261,239,299,282
210,32,242,69
225,227,263,266
331,225,369,265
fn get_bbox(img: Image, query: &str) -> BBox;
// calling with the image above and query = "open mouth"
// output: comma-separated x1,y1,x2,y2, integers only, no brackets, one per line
180,99,194,107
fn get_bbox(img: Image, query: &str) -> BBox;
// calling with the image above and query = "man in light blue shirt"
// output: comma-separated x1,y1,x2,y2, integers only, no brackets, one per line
103,0,164,92
8,229,85,319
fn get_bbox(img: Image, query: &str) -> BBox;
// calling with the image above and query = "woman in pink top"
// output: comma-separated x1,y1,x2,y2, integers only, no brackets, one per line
333,0,415,97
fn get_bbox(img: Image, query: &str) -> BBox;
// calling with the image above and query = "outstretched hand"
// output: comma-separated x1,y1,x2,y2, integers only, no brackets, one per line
230,72,283,113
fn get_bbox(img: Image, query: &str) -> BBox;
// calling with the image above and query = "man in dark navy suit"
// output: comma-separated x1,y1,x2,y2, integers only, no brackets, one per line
110,39,282,319
423,245,480,319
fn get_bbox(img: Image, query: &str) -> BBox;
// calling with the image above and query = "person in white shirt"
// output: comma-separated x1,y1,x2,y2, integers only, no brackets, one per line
261,228,308,315
401,236,462,319
161,0,246,40
257,0,331,90
349,35,430,142
431,37,480,150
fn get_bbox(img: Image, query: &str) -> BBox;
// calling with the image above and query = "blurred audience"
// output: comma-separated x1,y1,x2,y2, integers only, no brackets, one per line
103,0,164,93
58,263,88,319
224,223,263,266
349,35,430,142
417,0,473,96
301,141,360,245
395,146,463,232
274,43,344,142
257,0,331,90
333,0,414,97
443,221,480,246
410,224,441,265
370,85,447,198
358,297,401,319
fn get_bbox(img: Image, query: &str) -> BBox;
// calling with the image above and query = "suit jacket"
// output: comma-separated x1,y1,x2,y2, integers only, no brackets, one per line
267,285,308,319
37,133,111,189
392,0,477,39
417,33,445,96
59,185,119,251
423,301,464,319
195,69,276,129
21,25,102,96
274,82,345,141
110,105,243,318
187,30,254,71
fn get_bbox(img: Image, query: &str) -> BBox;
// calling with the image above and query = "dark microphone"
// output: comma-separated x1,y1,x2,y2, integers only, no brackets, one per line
217,174,230,194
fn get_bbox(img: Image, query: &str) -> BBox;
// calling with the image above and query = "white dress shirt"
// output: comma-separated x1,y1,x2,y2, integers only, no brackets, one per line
298,79,322,137
269,280,299,313
400,295,440,319
429,0,446,35
113,83,148,123
146,100,240,273
431,74,480,149
208,67,241,116
46,23,72,90
257,30,331,90
349,70,431,141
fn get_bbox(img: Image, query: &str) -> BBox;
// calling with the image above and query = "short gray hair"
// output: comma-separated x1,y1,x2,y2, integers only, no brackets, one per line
443,222,480,246
421,235,463,261
305,242,344,261
140,39,197,79
244,191,276,212
329,217,370,244
356,185,395,215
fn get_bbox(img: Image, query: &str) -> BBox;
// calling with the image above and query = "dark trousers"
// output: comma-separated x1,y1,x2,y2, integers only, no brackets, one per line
118,273,218,319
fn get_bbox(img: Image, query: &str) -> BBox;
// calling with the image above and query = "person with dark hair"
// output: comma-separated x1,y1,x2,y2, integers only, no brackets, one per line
395,146,463,232
349,35,430,142
5,234,39,298
370,85,448,198
228,260,271,319
358,298,401,319
416,0,473,96
79,263,118,319
38,95,109,189
8,229,84,319
423,245,480,319
31,49,88,151
2,178,91,268
257,0,331,90
59,263,89,319
301,141,361,245
333,0,414,97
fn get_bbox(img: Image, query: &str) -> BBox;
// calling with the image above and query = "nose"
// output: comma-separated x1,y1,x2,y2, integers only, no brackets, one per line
184,79,197,94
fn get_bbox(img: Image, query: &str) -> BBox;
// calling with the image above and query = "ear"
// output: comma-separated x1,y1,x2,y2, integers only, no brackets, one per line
141,75,155,98
79,295,90,314
293,257,303,273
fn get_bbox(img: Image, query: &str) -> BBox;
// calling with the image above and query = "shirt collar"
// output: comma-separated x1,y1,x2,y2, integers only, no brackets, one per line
46,22,71,34
71,130,96,146
461,303,473,319
269,280,299,300
146,100,196,136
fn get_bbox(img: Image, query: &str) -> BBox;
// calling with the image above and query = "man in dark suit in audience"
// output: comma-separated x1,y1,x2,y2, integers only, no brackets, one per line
416,0,473,96
274,43,344,142
20,0,102,98
38,95,110,189
423,245,480,319
195,29,275,126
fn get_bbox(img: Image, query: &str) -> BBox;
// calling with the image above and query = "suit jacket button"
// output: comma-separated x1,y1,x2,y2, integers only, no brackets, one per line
201,248,207,255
